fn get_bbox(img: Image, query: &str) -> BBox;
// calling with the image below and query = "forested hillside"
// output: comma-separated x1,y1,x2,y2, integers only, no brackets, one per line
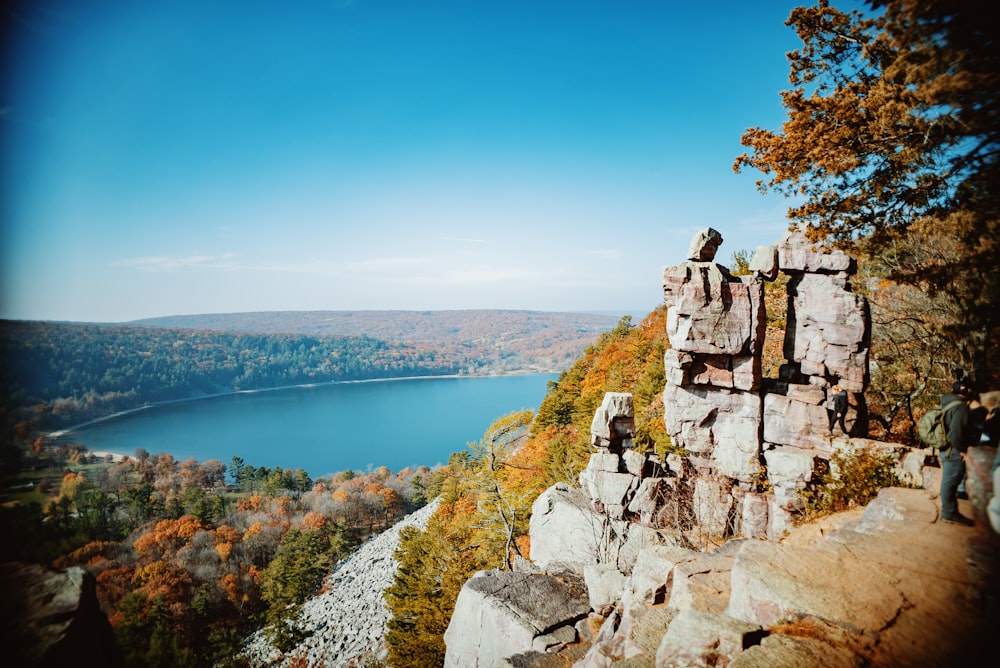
0,310,620,433
0,321,462,432
131,310,622,374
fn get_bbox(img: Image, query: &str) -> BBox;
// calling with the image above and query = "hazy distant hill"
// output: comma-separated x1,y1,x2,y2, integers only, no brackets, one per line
130,309,626,373
130,309,622,343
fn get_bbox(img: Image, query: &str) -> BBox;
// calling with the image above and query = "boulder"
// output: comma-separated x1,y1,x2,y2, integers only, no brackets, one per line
775,229,856,274
626,544,701,605
583,564,626,614
692,477,733,537
668,553,735,614
749,244,779,280
655,609,764,668
729,631,866,668
762,393,830,448
663,262,759,356
529,485,607,572
443,570,590,668
663,384,763,480
784,273,870,391
738,492,770,539
590,392,635,450
1,563,123,668
687,227,724,262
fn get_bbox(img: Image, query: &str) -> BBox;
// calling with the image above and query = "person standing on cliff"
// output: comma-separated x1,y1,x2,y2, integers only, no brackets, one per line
940,381,978,526
827,385,849,435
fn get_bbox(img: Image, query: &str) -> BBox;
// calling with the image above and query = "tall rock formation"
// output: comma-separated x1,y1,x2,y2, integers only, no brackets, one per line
661,227,871,534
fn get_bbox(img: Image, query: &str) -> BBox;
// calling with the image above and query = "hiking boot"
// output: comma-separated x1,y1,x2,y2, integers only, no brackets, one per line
942,514,974,526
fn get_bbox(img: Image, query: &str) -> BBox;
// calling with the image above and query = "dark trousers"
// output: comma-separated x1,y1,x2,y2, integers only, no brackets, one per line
940,447,966,520
828,410,846,434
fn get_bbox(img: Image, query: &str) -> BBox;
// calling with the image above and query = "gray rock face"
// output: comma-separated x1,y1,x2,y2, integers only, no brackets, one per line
687,227,724,262
497,486,995,667
529,484,608,572
663,262,764,358
589,392,635,451
785,272,870,393
659,227,872,532
443,570,590,667
775,229,855,273
1,563,123,668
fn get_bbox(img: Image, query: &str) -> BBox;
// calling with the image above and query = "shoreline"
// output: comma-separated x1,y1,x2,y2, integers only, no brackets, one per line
46,370,556,444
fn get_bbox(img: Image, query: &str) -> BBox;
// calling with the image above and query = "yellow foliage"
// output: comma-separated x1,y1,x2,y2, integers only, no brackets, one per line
58,471,86,502
243,521,263,540
215,542,233,562
133,560,174,585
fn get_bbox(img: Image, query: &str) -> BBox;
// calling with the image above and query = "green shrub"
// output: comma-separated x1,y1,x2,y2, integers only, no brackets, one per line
801,446,902,520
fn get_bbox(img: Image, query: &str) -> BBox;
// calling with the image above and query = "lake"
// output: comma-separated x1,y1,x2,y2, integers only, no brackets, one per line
66,374,558,478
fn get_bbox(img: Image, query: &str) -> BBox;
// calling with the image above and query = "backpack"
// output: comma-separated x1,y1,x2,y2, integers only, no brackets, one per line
917,399,965,450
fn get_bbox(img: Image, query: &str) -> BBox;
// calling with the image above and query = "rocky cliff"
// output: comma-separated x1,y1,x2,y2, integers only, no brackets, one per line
442,229,1000,667
442,444,998,667
0,562,124,668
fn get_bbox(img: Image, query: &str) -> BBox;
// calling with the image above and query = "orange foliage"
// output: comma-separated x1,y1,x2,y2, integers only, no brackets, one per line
515,535,531,561
133,515,205,558
237,494,265,512
301,511,328,530
272,495,293,516
133,560,195,606
219,572,253,607
379,487,401,511
215,524,240,544
331,490,350,503
133,560,175,585
96,565,136,613
53,540,117,568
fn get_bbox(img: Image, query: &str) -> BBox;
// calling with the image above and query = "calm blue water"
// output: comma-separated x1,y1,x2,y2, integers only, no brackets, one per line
68,374,557,478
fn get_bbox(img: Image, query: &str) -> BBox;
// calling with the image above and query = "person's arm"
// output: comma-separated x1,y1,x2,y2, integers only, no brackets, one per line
946,403,969,451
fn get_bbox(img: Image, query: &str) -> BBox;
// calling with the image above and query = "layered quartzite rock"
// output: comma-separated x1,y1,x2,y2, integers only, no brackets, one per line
659,226,871,528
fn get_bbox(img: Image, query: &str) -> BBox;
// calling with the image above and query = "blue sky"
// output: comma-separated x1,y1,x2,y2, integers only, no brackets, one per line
3,0,819,323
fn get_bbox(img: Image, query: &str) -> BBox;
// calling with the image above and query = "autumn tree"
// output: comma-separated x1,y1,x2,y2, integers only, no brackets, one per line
258,524,337,650
533,311,670,484
735,0,999,395
468,409,535,569
384,500,490,668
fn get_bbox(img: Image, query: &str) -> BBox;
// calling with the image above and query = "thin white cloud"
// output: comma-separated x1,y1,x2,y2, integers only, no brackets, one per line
382,265,557,286
443,236,488,244
115,253,440,277
587,249,623,260
346,257,432,271
114,254,238,272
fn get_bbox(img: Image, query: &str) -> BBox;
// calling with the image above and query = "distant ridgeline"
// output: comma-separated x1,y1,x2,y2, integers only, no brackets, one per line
0,310,621,430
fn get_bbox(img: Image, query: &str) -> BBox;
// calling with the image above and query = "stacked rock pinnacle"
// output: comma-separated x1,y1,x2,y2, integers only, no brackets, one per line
662,228,767,483
573,227,873,540
662,226,871,533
